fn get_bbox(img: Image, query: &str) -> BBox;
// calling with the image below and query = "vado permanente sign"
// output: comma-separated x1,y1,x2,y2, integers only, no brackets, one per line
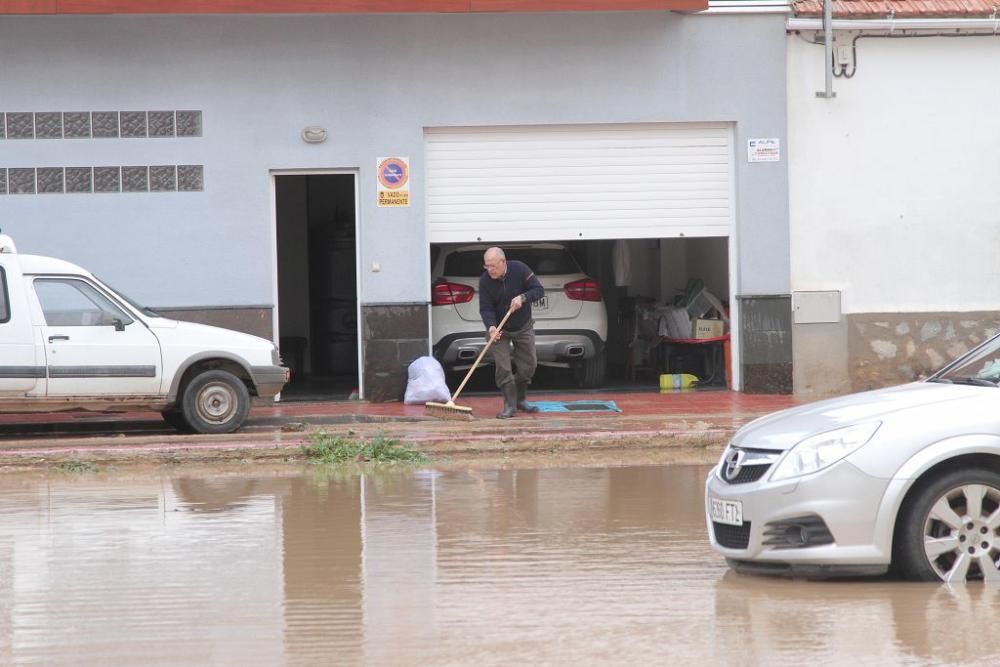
377,156,410,208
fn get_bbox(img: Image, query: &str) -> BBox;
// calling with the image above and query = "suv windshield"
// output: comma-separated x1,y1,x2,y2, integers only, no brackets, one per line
444,247,581,277
931,334,1000,385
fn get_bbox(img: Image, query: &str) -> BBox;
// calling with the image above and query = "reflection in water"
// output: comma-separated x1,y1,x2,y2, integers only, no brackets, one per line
714,572,1000,666
0,465,997,665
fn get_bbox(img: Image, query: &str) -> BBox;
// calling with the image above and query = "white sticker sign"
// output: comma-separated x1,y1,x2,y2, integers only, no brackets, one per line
747,138,780,163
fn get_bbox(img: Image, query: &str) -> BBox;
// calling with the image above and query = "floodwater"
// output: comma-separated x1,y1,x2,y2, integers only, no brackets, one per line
0,464,997,666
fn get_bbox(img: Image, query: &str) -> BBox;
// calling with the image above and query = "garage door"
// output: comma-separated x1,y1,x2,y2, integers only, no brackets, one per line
425,122,733,243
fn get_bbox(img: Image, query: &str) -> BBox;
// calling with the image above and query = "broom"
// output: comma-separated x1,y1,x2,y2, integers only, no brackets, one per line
426,305,516,420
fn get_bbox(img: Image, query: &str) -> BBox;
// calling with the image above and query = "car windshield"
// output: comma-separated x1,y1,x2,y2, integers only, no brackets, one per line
93,275,162,318
930,334,1000,386
443,248,581,277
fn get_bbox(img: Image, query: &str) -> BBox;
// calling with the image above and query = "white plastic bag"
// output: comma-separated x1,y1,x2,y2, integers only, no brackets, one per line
404,356,452,405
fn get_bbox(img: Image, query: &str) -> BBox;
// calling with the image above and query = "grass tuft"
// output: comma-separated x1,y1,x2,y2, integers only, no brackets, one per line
55,459,101,474
302,432,427,465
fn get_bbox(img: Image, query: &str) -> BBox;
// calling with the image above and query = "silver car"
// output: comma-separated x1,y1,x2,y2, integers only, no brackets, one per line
706,332,1000,581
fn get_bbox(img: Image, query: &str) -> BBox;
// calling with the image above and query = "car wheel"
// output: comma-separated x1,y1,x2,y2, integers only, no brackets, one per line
160,409,192,433
180,370,251,434
895,468,1000,582
572,349,607,389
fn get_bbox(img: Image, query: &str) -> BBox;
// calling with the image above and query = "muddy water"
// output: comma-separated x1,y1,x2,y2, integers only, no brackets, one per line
0,464,997,666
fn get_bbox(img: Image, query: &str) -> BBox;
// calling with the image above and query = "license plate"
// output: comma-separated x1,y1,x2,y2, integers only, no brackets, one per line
710,497,743,526
533,296,549,311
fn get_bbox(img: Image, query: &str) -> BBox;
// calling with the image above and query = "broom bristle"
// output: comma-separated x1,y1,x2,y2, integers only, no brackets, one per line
425,401,475,421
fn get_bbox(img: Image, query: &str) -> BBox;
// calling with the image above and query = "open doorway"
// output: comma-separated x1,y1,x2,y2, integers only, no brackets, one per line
274,173,358,401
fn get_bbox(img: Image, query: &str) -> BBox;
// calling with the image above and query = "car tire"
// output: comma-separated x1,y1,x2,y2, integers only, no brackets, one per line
161,409,192,433
180,370,251,434
894,467,1000,582
572,349,607,389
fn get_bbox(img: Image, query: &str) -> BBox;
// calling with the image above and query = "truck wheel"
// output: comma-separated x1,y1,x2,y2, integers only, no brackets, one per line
572,349,607,389
160,409,192,433
894,468,1000,582
180,370,251,434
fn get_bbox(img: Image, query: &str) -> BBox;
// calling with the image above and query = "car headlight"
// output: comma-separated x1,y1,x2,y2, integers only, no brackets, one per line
770,422,881,482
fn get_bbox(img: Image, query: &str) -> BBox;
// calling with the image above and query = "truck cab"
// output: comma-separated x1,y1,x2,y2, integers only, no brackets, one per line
0,234,288,433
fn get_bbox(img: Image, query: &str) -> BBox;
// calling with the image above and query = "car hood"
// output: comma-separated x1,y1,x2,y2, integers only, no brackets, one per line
147,318,274,350
732,382,985,451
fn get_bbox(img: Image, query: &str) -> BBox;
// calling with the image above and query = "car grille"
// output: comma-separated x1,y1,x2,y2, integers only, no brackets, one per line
713,521,752,549
719,446,782,485
727,465,770,484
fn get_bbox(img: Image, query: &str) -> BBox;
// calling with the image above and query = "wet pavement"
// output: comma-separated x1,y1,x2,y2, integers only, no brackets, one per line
0,462,994,666
0,390,797,466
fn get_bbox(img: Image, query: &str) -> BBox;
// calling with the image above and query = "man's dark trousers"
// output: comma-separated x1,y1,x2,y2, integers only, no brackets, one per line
491,323,537,388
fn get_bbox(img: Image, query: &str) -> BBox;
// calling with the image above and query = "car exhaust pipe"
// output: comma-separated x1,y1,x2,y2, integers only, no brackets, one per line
565,346,585,358
458,350,477,360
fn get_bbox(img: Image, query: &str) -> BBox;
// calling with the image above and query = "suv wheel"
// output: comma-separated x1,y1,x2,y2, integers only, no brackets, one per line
180,370,251,434
895,468,1000,582
572,349,607,389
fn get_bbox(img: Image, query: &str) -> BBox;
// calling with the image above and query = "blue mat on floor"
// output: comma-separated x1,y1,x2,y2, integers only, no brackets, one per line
526,400,622,413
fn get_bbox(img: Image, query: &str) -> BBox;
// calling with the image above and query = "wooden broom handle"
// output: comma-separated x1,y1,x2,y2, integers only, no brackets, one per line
449,305,516,403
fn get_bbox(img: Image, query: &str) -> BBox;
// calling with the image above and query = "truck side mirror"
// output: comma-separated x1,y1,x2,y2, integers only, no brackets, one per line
113,318,126,332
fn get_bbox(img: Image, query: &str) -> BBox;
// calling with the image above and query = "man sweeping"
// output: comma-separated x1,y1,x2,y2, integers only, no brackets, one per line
480,247,545,419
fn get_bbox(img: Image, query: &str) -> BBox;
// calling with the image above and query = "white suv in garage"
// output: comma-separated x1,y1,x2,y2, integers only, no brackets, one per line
431,243,608,387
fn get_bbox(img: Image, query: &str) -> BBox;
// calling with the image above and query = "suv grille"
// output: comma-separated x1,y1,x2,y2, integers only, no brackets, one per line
713,521,752,549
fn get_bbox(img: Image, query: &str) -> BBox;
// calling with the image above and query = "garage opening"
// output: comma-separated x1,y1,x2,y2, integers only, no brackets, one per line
275,173,359,400
424,121,736,393
429,236,730,392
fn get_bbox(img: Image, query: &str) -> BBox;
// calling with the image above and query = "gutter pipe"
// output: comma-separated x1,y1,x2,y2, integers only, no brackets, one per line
788,17,1000,31
817,0,835,98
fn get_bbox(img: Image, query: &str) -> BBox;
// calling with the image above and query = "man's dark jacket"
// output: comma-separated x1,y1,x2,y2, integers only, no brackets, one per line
479,259,545,332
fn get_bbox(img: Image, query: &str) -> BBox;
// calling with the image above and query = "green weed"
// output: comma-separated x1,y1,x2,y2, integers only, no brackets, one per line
55,459,101,474
302,432,427,465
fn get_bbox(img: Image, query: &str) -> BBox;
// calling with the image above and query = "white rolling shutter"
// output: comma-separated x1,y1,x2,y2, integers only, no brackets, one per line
425,122,733,243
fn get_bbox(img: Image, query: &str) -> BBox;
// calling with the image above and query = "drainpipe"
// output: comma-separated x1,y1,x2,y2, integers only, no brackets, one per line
816,0,836,98
788,17,1000,30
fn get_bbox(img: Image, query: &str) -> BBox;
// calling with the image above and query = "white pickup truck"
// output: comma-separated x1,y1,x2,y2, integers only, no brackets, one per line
0,234,288,434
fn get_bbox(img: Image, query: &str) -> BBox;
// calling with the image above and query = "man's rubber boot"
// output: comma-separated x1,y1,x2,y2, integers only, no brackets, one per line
516,382,539,413
497,382,518,419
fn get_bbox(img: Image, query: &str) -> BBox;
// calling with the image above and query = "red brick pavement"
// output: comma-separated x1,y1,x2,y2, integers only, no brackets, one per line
0,389,797,424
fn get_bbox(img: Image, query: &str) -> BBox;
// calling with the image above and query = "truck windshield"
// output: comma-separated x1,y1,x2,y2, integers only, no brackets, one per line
94,276,162,318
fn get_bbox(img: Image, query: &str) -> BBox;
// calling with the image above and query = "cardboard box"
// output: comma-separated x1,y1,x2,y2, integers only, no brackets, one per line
692,318,724,339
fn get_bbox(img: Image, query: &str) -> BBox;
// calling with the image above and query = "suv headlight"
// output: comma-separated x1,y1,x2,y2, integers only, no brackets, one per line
770,422,881,482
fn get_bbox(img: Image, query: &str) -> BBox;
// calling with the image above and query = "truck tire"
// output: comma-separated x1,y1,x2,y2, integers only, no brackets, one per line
180,370,251,434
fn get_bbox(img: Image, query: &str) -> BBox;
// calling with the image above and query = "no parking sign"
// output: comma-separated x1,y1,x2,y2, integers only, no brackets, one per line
376,156,410,207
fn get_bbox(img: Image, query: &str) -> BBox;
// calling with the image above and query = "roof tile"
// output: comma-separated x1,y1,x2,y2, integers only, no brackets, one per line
793,0,999,18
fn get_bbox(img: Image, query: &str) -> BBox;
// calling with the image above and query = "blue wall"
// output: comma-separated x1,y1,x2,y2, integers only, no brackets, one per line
0,11,788,310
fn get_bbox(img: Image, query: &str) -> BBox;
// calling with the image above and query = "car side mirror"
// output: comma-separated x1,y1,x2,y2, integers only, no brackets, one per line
113,318,126,332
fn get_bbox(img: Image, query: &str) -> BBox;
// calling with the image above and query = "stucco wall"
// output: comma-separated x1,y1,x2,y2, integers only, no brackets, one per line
789,35,1000,313
788,34,1000,395
0,12,788,309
